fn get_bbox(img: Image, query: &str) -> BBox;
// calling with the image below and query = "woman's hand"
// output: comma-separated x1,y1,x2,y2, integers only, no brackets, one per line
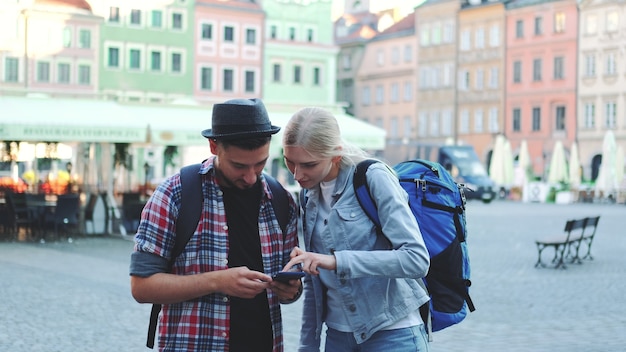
282,246,336,275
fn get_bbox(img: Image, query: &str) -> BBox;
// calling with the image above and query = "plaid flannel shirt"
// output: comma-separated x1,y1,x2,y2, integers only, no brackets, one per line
133,157,298,351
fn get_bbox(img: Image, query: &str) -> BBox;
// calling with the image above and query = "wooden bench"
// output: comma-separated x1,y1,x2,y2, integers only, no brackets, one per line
534,218,588,269
568,215,601,262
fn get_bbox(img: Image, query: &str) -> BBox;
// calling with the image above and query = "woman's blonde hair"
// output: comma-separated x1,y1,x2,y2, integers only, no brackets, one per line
283,107,370,168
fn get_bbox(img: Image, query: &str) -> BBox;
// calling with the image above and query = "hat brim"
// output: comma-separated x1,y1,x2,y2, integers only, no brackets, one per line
201,125,281,140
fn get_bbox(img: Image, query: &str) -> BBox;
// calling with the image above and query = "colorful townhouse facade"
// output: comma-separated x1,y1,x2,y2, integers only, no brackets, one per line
0,0,102,97
457,0,506,163
577,0,626,181
505,0,579,177
194,0,265,104
353,12,418,165
414,0,459,151
262,0,338,112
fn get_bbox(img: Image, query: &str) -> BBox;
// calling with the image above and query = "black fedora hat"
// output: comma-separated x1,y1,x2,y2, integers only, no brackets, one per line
201,98,280,140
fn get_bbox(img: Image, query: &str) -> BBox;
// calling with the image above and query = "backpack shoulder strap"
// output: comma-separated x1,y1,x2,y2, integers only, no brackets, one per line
171,163,203,261
353,159,381,229
265,174,289,235
147,163,202,349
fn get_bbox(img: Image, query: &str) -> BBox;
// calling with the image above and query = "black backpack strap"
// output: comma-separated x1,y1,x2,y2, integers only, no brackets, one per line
146,163,203,349
265,174,288,235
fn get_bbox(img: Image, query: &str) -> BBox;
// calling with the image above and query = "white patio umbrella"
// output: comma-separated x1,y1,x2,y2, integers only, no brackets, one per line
488,134,506,187
615,145,624,188
568,142,581,189
503,139,514,187
595,130,618,196
547,140,568,185
514,139,532,187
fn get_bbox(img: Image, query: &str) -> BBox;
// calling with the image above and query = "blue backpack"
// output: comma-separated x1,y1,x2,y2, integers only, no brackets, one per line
353,159,475,333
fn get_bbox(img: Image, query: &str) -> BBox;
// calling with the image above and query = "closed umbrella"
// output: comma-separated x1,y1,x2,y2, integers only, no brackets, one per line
547,140,568,185
595,130,618,197
489,135,506,188
568,142,581,189
616,145,624,189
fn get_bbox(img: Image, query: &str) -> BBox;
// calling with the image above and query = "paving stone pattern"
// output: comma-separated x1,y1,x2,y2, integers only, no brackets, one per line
1,201,624,351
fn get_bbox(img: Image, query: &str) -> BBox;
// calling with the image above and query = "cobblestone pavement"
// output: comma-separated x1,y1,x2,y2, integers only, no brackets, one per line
1,201,624,352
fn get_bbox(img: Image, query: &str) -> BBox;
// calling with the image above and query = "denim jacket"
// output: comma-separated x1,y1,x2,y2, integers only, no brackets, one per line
298,162,430,352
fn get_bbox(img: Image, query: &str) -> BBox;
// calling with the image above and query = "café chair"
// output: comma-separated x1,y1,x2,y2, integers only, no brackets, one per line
43,194,80,242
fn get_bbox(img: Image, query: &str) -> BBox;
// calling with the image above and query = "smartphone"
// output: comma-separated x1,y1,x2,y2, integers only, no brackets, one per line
272,271,305,283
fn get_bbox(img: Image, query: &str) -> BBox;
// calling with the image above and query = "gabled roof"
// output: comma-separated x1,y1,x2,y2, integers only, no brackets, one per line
371,11,416,41
34,0,92,12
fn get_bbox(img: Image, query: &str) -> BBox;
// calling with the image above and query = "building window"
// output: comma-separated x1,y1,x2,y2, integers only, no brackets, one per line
109,7,120,23
293,65,301,84
584,103,595,128
474,110,483,132
513,61,521,83
375,85,384,104
79,29,91,49
313,67,320,86
534,16,543,35
585,15,597,35
489,107,499,133
404,45,412,62
246,28,256,45
57,63,70,83
512,108,521,132
130,9,141,25
532,107,541,131
78,65,90,85
362,86,371,106
36,61,49,82
390,83,399,103
489,67,499,88
475,27,485,48
443,22,454,43
403,81,412,101
420,26,430,46
201,24,212,40
108,47,119,68
460,110,469,134
432,24,441,44
475,69,484,90
391,47,399,64
607,12,618,32
62,27,72,48
606,52,617,75
151,10,162,28
555,106,565,131
245,70,255,93
489,24,500,47
307,28,314,42
171,53,182,73
554,13,565,33
270,25,277,39
150,51,161,71
515,20,524,38
272,63,281,82
223,69,233,91
460,29,470,51
605,102,616,128
554,57,564,79
172,13,183,30
200,67,212,90
533,58,542,81
442,110,453,136
584,54,595,77
289,27,296,40
129,49,141,70
224,26,234,42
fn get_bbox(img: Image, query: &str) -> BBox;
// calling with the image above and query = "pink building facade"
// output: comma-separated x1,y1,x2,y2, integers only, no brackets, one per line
505,0,578,177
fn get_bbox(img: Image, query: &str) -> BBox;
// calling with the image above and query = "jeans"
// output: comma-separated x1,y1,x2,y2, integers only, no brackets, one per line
325,325,429,352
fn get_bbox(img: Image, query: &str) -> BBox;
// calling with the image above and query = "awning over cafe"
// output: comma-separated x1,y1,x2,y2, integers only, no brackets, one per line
124,104,209,146
0,96,148,143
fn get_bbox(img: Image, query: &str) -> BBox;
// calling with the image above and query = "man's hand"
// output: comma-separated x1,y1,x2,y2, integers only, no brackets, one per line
270,278,302,302
217,266,272,299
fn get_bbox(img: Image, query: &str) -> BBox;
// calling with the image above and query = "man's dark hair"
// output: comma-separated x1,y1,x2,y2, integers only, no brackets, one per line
216,136,272,150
